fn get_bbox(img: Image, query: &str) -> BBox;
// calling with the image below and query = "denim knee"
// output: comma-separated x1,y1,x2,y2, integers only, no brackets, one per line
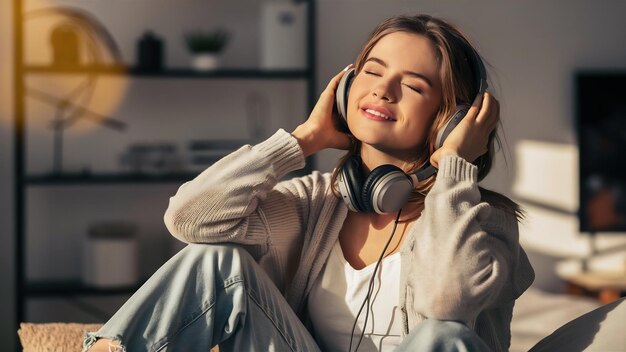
178,243,258,285
181,243,251,266
82,243,258,352
182,243,250,261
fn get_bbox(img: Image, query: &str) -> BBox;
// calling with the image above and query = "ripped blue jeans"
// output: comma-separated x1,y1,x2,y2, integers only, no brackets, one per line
83,244,491,352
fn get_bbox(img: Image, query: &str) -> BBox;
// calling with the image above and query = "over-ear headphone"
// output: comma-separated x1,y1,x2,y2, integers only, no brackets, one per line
335,32,488,214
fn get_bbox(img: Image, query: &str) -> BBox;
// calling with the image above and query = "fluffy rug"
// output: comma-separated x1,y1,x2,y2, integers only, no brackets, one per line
18,323,221,351
18,323,103,352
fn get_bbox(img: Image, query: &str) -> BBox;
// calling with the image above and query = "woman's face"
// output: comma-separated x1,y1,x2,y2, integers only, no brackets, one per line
347,31,443,160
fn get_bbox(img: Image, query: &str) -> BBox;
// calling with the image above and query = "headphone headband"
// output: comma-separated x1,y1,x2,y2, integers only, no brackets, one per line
448,30,488,98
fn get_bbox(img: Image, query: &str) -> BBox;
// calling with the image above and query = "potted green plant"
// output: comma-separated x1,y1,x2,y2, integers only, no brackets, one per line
184,29,230,71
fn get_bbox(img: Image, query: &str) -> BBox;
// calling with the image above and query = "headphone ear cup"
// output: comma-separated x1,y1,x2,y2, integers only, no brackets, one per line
339,155,366,212
361,164,409,213
435,103,470,149
335,68,355,131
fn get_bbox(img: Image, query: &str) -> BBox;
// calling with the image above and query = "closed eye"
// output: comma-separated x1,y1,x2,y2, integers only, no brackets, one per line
404,84,422,94
364,68,422,93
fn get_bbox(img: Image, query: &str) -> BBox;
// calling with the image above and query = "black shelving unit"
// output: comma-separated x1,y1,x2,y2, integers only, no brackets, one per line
25,64,312,79
24,173,199,185
13,0,317,342
24,168,311,186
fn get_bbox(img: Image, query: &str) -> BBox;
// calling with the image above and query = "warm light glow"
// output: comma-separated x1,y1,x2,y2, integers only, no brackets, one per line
513,140,581,257
512,140,578,212
5,0,129,133
26,75,129,135
513,140,626,259
0,35,11,125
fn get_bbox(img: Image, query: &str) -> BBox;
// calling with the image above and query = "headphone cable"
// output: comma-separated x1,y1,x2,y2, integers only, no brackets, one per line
348,208,403,352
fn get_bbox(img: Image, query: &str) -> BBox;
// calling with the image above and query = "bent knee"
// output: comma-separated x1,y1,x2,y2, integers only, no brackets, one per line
184,243,250,258
178,243,255,276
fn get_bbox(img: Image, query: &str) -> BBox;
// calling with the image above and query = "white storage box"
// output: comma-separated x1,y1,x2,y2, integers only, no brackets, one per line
260,2,308,69
83,221,139,288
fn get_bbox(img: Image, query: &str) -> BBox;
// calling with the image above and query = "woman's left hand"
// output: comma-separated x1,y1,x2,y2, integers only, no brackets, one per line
430,91,500,168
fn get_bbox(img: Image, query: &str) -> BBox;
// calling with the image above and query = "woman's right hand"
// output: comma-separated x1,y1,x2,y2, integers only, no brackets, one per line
291,65,355,157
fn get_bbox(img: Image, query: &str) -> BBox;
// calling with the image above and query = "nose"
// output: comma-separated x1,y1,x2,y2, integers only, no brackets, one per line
372,80,396,102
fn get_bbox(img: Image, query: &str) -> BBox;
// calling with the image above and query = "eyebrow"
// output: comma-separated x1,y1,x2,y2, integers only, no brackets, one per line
365,57,434,87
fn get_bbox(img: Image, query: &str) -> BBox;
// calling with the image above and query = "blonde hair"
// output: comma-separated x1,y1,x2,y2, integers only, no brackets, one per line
329,14,522,219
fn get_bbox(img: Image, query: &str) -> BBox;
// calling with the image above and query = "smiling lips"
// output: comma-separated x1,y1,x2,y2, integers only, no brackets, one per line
360,105,397,122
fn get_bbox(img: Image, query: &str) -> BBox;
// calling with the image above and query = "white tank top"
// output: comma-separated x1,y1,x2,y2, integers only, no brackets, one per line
307,239,403,352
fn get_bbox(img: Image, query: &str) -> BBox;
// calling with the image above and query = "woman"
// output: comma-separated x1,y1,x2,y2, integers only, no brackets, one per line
85,14,534,352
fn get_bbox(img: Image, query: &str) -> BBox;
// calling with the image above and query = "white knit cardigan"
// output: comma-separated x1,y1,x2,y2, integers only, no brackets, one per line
164,129,535,352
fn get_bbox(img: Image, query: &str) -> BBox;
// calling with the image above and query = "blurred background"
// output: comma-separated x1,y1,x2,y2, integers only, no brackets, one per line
1,0,626,350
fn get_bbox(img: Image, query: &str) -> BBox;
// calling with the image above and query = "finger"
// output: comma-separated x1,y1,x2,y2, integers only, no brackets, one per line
430,149,441,168
325,64,354,93
477,91,500,126
474,92,491,125
485,95,500,129
483,105,500,133
466,91,485,120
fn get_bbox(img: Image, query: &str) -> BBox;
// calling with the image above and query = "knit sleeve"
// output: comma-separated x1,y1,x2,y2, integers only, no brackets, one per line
163,129,311,250
405,154,534,324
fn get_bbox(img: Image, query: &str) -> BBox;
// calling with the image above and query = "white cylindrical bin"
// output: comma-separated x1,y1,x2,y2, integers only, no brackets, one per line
83,221,139,288
260,2,307,70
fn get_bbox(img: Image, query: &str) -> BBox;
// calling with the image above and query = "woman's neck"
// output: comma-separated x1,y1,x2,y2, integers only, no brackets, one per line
359,143,415,173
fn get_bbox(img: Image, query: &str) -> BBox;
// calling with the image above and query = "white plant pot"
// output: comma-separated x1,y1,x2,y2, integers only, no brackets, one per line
192,53,220,71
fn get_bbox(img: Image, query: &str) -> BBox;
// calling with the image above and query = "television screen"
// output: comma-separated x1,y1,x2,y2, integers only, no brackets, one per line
577,71,626,232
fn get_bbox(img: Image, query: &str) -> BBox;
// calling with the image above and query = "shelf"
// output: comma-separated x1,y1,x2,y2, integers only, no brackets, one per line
24,168,311,186
25,280,146,297
24,172,199,185
23,65,311,79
